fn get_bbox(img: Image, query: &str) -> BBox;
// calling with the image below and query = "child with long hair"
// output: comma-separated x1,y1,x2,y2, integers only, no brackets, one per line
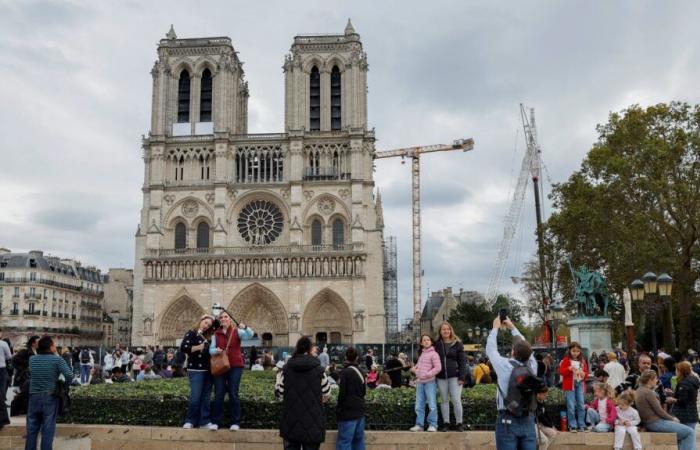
559,342,589,432
409,334,442,432
614,391,641,450
585,382,616,432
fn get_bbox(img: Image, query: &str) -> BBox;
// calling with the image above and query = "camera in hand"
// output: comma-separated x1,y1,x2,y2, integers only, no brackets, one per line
499,308,508,322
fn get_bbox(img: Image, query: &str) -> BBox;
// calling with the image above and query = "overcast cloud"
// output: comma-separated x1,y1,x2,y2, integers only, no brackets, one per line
1,1,700,326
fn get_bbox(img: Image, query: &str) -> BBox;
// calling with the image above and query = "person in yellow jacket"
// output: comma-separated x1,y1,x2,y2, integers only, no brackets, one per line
474,358,490,384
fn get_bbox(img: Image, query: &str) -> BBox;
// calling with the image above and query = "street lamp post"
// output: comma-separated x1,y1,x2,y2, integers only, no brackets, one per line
630,272,673,355
548,301,564,367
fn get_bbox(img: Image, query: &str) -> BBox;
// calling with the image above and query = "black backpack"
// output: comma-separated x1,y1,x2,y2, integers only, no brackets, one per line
499,360,542,417
80,349,90,364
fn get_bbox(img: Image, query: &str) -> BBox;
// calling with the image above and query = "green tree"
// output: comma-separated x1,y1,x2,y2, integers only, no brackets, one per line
448,294,525,343
547,102,700,351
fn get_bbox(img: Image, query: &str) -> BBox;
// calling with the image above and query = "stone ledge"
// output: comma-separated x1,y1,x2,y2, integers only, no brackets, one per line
0,424,678,450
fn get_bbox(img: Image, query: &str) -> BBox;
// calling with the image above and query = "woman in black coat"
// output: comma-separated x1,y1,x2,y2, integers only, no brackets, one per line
670,361,699,429
434,322,468,431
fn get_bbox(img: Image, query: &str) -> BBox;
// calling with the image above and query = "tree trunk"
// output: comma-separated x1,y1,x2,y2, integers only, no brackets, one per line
663,303,675,351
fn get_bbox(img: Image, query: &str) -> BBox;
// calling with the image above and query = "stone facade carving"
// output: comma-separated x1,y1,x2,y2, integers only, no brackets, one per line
318,197,335,215
181,200,199,218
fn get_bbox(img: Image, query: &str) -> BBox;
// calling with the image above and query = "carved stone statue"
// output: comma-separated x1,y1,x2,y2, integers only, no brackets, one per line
567,257,610,317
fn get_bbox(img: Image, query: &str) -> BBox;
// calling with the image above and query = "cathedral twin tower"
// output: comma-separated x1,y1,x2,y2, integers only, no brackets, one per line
132,21,386,347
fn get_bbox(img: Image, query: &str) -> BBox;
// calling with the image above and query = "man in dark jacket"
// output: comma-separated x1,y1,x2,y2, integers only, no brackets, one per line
275,336,331,450
337,347,366,450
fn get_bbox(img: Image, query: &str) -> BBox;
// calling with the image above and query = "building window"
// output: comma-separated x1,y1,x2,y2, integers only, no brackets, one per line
235,146,284,183
309,66,320,131
331,66,341,131
30,272,36,281
175,222,187,249
237,200,284,245
200,154,210,180
177,70,191,123
13,287,19,297
0,287,3,298
311,219,323,246
200,68,213,122
175,155,184,181
196,222,210,249
332,218,344,248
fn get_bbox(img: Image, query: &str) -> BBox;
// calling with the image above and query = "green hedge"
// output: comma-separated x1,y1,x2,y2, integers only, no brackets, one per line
61,371,572,430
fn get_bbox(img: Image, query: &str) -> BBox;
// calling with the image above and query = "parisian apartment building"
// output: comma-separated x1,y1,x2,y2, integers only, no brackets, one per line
0,248,109,348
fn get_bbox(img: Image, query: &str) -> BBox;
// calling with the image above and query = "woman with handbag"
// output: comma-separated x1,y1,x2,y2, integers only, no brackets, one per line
180,314,215,429
208,311,254,431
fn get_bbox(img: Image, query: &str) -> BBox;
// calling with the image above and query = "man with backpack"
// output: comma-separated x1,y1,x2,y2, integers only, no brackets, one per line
78,347,93,385
486,315,539,450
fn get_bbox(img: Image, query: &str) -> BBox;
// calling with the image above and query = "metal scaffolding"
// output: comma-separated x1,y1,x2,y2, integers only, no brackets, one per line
383,236,398,342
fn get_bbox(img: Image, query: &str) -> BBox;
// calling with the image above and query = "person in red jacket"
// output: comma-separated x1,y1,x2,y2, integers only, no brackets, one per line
559,342,589,432
585,382,616,432
208,311,254,431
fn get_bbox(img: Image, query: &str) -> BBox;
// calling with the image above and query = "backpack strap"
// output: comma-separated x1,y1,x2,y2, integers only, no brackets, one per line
348,365,365,385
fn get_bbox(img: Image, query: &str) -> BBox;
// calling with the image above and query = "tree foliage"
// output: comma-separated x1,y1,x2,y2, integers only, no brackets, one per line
547,102,700,350
448,294,525,345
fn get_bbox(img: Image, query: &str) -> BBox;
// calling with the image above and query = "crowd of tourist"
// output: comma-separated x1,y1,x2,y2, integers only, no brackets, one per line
12,308,700,450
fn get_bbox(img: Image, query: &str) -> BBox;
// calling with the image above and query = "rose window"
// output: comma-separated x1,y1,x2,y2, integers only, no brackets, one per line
237,200,284,245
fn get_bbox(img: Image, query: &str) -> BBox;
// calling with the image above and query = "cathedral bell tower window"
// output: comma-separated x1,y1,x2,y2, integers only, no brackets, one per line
309,66,320,131
330,66,341,131
177,70,191,123
174,222,187,250
200,69,213,122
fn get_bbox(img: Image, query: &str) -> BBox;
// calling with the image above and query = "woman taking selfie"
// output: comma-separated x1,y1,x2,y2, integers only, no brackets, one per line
180,314,215,429
209,311,254,431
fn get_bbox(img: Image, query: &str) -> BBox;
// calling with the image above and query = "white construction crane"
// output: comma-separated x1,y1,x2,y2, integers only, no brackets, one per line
485,105,545,309
375,137,475,325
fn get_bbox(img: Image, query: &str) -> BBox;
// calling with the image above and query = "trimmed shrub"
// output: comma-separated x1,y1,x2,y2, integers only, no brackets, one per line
61,371,571,430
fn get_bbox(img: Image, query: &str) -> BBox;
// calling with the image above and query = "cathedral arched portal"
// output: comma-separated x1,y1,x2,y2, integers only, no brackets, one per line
302,289,353,345
159,295,205,346
227,283,289,347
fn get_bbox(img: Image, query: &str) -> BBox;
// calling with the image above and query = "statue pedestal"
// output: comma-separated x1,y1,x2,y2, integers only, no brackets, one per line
567,317,613,356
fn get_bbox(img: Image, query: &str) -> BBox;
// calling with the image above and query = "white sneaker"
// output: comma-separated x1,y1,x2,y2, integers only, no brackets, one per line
427,426,437,432
207,423,218,431
182,423,193,429
230,425,240,431
409,425,423,432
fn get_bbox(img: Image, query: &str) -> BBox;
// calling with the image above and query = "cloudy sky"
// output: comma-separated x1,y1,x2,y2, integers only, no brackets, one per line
2,1,699,325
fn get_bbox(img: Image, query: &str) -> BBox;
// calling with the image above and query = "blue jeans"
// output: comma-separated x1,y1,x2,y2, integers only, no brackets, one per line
415,381,437,428
185,370,212,427
25,393,58,450
212,367,243,426
336,417,365,450
79,364,90,384
645,419,696,450
585,409,610,432
495,412,537,450
565,382,585,429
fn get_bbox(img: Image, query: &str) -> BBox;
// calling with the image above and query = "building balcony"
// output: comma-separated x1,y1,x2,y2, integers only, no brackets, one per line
147,243,364,258
9,310,19,316
302,167,351,181
143,243,366,282
23,310,41,316
80,301,102,309
0,278,83,293
24,293,41,300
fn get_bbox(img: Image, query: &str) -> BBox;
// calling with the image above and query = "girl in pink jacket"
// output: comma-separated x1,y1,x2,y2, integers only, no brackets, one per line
409,334,442,432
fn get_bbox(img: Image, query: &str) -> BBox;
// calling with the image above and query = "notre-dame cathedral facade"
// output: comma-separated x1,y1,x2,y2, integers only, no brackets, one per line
132,21,386,347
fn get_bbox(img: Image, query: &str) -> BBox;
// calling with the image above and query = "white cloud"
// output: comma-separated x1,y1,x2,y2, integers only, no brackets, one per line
2,0,700,325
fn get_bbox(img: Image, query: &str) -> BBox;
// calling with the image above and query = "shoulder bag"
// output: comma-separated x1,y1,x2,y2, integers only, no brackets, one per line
210,329,234,377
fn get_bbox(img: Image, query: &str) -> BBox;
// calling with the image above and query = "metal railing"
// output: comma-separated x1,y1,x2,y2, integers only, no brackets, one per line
0,277,84,292
303,167,351,181
147,243,364,258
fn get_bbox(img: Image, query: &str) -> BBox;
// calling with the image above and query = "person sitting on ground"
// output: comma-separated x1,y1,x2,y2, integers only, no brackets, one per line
137,365,160,381
585,382,617,432
159,365,173,379
111,366,131,383
636,369,695,450
251,358,264,371
614,390,641,450
535,386,558,450
375,373,392,390
172,365,186,378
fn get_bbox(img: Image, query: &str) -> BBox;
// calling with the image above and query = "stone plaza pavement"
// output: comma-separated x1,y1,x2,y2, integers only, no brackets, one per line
0,422,680,450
